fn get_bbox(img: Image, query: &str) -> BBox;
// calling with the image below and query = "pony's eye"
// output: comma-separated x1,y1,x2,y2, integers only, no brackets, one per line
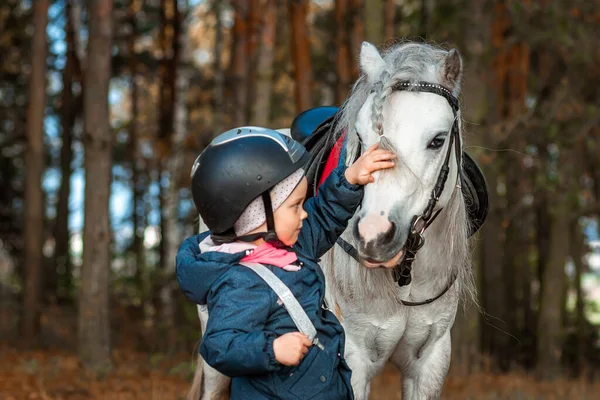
427,134,446,150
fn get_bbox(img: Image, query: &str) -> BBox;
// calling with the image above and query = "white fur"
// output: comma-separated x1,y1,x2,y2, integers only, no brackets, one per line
192,42,475,400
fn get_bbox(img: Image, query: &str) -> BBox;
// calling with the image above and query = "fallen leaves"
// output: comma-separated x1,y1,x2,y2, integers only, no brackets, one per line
0,346,191,400
2,346,599,399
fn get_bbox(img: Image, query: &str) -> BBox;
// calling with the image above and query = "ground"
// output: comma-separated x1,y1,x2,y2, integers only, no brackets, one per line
1,346,598,400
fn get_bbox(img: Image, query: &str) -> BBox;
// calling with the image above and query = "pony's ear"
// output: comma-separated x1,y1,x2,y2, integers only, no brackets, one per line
360,42,386,84
439,49,463,94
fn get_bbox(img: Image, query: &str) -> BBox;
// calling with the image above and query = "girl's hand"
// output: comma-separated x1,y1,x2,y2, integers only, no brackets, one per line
273,332,312,366
345,143,396,185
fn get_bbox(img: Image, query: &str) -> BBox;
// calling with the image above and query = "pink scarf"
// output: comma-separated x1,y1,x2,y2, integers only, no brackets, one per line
241,243,300,272
200,237,300,272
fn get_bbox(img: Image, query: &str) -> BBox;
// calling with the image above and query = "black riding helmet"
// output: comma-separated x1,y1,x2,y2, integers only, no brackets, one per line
191,127,310,244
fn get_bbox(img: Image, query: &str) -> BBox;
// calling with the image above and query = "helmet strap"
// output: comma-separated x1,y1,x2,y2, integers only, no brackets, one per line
211,230,265,244
260,191,284,247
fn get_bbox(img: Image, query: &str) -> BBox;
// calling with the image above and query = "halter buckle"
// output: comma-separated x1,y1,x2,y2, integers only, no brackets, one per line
411,215,427,235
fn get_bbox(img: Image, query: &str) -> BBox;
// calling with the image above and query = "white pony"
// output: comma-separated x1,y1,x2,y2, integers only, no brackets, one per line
190,41,476,400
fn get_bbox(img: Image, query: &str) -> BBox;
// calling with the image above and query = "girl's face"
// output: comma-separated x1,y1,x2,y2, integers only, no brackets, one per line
273,177,308,246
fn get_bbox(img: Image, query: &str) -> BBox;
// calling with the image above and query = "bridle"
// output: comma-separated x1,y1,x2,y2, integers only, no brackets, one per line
337,81,462,306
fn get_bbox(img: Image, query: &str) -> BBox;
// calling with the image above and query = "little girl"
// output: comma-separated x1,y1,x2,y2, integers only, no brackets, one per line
177,127,395,399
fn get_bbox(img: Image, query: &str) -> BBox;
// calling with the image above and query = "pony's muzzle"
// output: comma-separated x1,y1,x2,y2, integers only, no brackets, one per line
362,249,405,269
354,215,403,264
357,214,394,243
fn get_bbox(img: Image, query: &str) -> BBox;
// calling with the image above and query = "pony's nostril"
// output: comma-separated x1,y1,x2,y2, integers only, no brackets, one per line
381,222,396,245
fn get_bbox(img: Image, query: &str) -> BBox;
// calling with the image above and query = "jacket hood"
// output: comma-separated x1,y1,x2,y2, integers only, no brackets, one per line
176,232,246,305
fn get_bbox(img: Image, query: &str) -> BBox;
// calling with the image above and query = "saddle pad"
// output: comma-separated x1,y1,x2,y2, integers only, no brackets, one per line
316,134,345,194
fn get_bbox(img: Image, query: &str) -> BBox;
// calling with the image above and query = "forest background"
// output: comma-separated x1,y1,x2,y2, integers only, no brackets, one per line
1,0,599,398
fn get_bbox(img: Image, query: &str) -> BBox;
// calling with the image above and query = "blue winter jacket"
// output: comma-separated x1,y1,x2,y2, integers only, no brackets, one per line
176,166,362,400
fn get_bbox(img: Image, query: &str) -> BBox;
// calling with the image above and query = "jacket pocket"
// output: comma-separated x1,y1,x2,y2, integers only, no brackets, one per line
279,347,336,400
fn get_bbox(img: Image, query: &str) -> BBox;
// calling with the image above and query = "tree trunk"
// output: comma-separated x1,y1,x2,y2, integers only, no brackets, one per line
78,0,114,374
570,220,586,376
289,0,313,112
128,0,143,281
517,157,536,369
587,133,600,208
212,0,224,132
536,199,570,380
419,0,434,39
71,0,87,67
510,41,531,369
23,0,49,344
535,194,552,278
349,0,364,81
501,152,521,368
246,0,260,123
479,162,508,370
160,98,186,351
54,0,79,303
568,137,587,376
157,0,179,154
532,138,551,370
384,0,396,41
157,0,179,269
230,0,249,126
520,243,535,369
334,0,351,105
501,39,529,367
251,0,277,126
160,3,187,352
478,0,514,370
364,0,383,46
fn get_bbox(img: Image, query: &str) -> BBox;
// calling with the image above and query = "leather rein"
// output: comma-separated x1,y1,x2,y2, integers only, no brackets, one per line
336,81,461,307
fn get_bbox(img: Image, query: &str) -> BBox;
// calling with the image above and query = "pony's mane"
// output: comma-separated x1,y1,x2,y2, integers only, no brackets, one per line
329,42,476,307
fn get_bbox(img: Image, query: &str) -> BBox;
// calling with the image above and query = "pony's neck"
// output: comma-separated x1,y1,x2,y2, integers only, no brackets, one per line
409,189,469,299
411,217,455,292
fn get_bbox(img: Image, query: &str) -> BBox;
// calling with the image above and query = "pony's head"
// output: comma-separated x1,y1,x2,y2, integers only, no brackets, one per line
339,42,465,268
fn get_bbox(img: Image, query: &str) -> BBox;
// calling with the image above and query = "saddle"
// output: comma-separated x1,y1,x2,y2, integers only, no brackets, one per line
290,107,488,236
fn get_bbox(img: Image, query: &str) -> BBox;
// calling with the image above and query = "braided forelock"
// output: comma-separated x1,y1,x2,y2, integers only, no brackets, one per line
370,69,391,138
370,71,417,152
